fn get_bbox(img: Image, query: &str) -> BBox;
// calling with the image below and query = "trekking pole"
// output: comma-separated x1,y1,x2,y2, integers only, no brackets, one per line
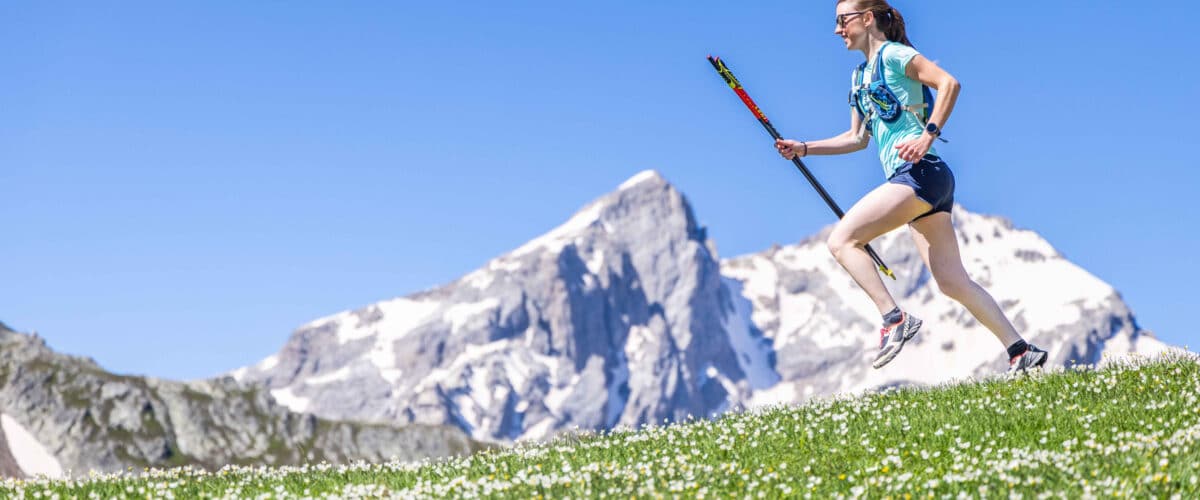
707,55,896,280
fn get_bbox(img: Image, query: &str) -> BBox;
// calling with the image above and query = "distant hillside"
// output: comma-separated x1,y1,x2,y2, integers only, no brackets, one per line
0,323,484,478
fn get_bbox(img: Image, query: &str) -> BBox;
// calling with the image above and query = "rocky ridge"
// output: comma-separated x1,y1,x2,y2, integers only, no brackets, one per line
0,323,481,478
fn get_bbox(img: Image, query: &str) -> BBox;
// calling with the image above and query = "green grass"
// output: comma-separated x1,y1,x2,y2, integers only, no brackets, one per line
5,350,1200,498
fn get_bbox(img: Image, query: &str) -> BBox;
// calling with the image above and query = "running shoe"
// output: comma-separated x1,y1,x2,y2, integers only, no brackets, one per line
872,311,923,369
1008,344,1049,373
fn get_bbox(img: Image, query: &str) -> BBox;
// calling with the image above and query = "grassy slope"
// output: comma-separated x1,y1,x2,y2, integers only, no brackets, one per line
5,350,1199,498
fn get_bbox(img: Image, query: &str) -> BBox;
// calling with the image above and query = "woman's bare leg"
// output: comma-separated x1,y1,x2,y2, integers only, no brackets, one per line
827,183,932,315
908,212,1023,347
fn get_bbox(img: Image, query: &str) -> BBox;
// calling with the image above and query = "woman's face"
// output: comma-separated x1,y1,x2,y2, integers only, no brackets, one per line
834,3,871,51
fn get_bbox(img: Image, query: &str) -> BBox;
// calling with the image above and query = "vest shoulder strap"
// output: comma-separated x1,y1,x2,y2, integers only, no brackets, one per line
871,43,888,83
850,63,867,118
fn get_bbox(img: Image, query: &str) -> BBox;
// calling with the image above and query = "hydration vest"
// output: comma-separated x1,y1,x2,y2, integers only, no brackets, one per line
850,43,938,136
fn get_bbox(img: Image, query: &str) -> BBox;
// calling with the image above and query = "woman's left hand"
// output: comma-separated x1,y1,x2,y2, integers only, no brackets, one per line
894,134,935,163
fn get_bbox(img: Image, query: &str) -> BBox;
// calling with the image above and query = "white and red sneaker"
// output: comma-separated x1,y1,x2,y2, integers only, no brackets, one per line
1008,344,1049,373
872,311,923,369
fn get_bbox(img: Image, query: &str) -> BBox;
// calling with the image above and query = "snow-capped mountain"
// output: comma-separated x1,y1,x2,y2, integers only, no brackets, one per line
723,207,1167,407
232,170,1168,443
233,171,775,442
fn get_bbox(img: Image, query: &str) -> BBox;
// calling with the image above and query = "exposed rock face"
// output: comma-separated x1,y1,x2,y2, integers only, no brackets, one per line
0,324,481,478
234,170,1168,443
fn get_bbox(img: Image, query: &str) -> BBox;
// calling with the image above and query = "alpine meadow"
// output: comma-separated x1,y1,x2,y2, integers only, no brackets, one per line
4,351,1199,498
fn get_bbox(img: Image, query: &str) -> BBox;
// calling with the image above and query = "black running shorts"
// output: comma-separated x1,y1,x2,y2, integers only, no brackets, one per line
888,155,955,221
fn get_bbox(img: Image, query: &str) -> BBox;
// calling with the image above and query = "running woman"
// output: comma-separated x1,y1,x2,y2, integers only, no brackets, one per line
774,0,1048,373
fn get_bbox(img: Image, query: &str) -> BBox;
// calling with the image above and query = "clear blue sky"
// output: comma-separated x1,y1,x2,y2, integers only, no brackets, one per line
3,1,1196,380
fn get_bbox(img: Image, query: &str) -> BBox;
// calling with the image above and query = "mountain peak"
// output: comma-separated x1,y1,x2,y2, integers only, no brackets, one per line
233,167,739,442
504,169,699,259
618,170,667,191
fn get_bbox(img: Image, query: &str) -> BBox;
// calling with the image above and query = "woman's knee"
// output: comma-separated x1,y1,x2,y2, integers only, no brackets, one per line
826,227,859,259
934,274,974,300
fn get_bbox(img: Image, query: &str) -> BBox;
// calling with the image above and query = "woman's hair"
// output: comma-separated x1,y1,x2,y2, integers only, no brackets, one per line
838,0,913,47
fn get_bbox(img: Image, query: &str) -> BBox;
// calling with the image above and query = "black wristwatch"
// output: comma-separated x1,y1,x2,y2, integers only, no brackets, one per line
925,122,942,137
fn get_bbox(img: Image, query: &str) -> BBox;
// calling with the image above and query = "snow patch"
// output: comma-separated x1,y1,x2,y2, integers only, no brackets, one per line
606,351,630,426
720,277,780,389
452,393,481,433
367,344,404,385
336,298,441,344
501,170,658,260
722,255,779,305
511,201,606,257
1,414,63,478
413,341,527,395
306,366,353,386
491,258,524,273
229,354,278,381
503,350,539,392
463,257,526,289
542,374,579,413
624,325,655,363
378,368,404,385
348,298,447,381
585,249,606,275
444,298,500,332
1105,332,1170,359
257,354,280,372
228,366,248,382
462,269,495,290
269,387,310,413
748,381,799,408
521,417,559,442
618,170,661,190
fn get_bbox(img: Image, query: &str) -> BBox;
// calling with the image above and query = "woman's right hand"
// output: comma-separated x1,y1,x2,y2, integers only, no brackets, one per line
775,139,805,160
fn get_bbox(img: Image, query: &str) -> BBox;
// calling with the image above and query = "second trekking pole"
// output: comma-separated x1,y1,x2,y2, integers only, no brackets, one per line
707,55,895,280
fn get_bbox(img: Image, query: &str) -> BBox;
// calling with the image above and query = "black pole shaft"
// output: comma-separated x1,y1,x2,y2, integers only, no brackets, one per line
756,119,847,218
708,55,895,280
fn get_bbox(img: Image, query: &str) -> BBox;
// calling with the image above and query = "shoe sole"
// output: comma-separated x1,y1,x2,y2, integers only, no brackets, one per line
872,318,923,369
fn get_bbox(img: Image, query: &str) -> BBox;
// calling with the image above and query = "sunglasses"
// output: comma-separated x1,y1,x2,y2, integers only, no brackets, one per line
836,11,868,28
